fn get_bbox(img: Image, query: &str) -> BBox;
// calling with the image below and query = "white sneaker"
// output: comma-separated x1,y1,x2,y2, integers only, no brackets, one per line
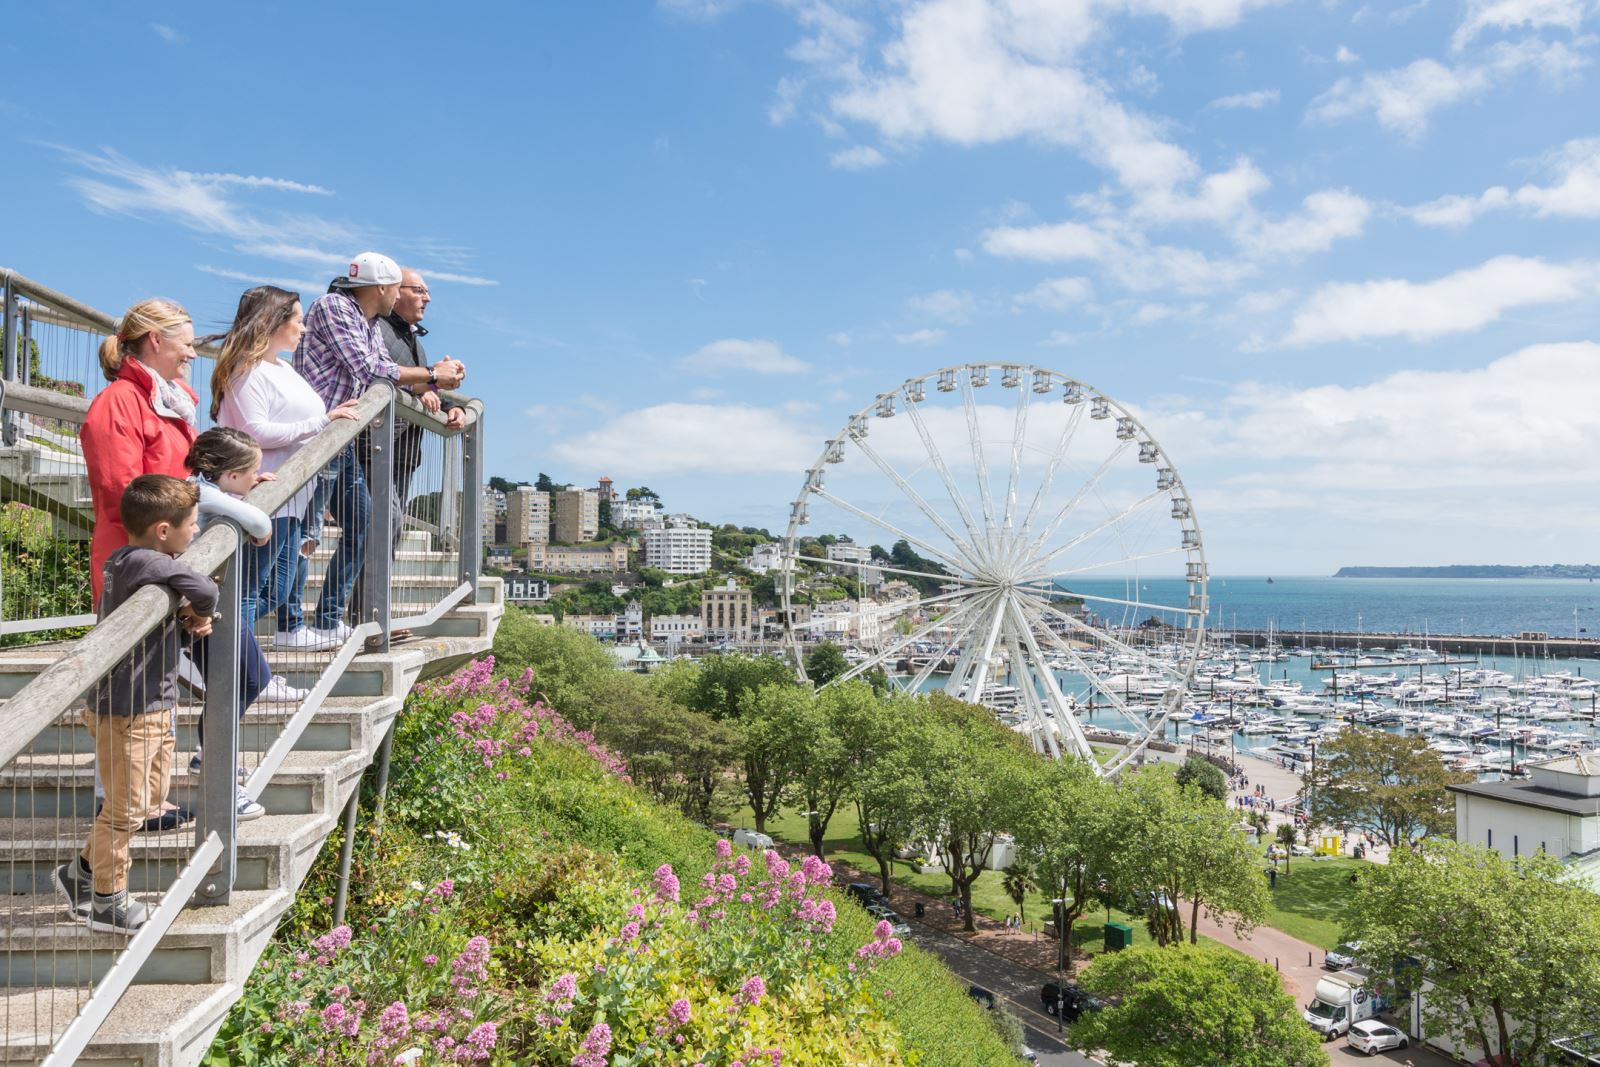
274,627,337,652
322,622,355,643
260,675,309,703
236,788,265,821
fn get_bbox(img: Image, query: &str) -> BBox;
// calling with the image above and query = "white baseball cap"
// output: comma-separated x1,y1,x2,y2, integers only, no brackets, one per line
332,251,402,288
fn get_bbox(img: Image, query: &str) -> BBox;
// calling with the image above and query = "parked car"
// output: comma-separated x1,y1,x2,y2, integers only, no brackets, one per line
1041,981,1104,1023
845,882,885,908
967,985,997,1010
865,903,911,935
1347,1020,1408,1056
1324,941,1363,970
732,828,774,851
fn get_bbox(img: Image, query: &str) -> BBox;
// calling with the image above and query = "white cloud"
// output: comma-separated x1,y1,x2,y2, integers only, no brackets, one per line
680,338,811,375
1406,137,1600,226
1207,88,1280,109
1309,40,1588,138
1282,255,1599,345
419,269,500,287
895,327,947,344
1452,0,1593,50
769,76,806,125
1159,342,1600,489
1234,189,1371,258
828,331,852,346
831,145,888,170
149,22,185,44
908,288,978,322
552,401,817,476
1335,45,1360,63
983,217,1253,293
1014,276,1093,310
194,265,323,293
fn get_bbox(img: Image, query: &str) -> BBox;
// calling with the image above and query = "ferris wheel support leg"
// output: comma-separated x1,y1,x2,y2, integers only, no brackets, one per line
1005,599,1090,762
910,602,987,692
965,596,1009,700
1002,627,1063,760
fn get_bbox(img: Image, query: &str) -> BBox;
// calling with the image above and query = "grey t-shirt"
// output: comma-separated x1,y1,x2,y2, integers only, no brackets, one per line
89,546,219,716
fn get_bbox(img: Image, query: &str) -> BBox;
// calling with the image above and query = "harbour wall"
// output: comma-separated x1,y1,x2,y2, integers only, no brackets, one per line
1219,629,1600,659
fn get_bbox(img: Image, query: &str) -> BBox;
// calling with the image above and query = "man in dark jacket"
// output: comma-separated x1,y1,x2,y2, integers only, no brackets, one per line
373,269,463,530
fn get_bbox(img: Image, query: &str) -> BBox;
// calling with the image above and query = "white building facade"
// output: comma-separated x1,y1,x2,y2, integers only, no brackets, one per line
650,614,704,641
643,522,713,575
1450,753,1600,891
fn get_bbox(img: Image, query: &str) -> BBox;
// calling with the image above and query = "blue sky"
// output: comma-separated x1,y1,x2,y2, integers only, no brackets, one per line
4,0,1598,574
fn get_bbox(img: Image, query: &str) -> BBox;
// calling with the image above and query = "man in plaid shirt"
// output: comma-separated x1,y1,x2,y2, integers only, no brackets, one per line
294,252,464,639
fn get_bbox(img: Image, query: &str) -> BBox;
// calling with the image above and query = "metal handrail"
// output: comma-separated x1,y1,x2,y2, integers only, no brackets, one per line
0,382,392,768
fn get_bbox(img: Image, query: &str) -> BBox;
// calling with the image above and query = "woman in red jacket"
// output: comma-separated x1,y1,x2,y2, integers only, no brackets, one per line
82,299,200,607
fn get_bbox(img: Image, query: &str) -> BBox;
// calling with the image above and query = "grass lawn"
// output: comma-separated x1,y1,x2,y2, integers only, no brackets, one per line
739,801,1159,954
1259,847,1371,950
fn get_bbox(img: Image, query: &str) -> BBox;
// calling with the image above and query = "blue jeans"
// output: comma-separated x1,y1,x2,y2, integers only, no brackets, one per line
245,516,302,633
191,628,269,746
313,443,368,630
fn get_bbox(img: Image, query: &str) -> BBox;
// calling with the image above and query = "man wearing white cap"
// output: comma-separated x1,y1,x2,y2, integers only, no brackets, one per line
293,252,465,641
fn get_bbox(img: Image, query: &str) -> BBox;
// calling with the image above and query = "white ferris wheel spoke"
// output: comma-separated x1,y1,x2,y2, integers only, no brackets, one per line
809,487,974,578
1004,597,1092,760
787,553,983,587
824,593,979,687
1022,596,1186,681
908,600,989,691
1018,401,1087,541
791,585,972,635
1022,439,1134,564
1001,628,1062,759
964,592,1010,699
1023,485,1168,577
1025,615,1157,737
960,374,1000,556
1002,377,1029,530
1052,588,1201,617
900,389,993,571
845,432,987,574
1016,546,1186,584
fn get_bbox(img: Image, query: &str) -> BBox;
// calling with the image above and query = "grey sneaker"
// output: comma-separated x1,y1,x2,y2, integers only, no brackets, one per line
86,890,149,934
53,856,93,919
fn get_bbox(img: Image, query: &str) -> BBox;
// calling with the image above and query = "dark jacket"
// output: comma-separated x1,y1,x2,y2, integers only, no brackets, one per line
89,546,218,716
377,314,458,412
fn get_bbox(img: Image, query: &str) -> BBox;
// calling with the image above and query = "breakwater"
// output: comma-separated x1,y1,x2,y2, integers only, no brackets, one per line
1220,628,1600,659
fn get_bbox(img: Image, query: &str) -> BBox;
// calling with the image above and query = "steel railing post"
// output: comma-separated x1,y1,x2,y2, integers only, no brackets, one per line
362,386,395,652
462,408,483,604
196,532,242,904
3,271,17,446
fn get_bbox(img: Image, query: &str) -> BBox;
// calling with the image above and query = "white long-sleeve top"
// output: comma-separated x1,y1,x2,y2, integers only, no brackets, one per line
215,355,330,521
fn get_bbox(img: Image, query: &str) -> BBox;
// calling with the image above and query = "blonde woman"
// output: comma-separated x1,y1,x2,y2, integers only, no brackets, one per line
82,299,200,608
210,286,359,648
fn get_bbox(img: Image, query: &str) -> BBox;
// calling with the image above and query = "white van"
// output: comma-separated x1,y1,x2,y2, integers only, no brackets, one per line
1304,969,1390,1041
732,828,774,851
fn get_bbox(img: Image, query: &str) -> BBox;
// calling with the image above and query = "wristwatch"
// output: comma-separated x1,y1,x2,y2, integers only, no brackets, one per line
427,368,439,387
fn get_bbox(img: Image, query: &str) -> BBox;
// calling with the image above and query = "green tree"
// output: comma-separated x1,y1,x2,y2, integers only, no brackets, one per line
1067,943,1330,1067
1001,860,1037,925
851,693,935,899
686,653,797,721
789,681,877,857
1175,754,1227,801
534,472,558,492
1109,768,1267,946
1275,822,1298,873
490,607,616,727
804,641,850,686
1305,727,1471,847
736,683,807,834
589,672,740,822
1346,840,1600,1066
918,694,1032,931
1012,756,1114,968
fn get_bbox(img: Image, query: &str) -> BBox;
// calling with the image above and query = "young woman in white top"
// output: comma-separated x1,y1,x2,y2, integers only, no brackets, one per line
210,286,359,651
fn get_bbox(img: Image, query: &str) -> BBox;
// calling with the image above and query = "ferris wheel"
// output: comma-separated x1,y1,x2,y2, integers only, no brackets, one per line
779,363,1208,776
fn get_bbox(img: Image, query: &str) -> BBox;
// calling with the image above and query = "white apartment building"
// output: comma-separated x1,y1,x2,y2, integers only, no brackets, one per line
617,599,643,639
482,487,507,545
826,541,873,565
504,575,551,604
1450,753,1600,891
613,499,661,529
650,614,703,641
643,523,713,575
563,613,617,641
745,542,782,574
505,487,550,547
553,488,600,543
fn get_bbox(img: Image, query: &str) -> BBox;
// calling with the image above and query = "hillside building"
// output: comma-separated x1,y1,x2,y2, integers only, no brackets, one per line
553,488,600,543
643,521,713,575
527,542,629,574
701,579,753,642
505,488,550,548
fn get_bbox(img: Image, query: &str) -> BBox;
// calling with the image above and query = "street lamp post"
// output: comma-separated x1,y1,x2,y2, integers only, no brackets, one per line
1051,896,1067,975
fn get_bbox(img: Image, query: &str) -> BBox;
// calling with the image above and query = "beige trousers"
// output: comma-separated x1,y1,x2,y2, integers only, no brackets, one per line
81,708,173,895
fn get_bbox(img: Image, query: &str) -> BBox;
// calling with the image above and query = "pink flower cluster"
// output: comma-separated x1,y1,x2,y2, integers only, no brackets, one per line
856,919,904,963
571,1021,612,1067
451,936,491,999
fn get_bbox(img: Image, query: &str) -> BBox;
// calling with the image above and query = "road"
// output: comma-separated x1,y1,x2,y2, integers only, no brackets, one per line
901,919,1101,1067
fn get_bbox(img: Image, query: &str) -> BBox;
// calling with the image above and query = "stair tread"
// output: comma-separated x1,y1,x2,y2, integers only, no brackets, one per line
1,746,368,785
0,889,286,941
0,981,235,1046
1,808,338,853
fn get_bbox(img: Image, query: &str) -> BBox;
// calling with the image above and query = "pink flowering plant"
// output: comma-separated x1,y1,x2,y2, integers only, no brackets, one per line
525,840,910,1066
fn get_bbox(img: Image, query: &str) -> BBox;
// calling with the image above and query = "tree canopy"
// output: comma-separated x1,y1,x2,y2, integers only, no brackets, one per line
1304,727,1471,846
1345,839,1600,1066
1068,943,1330,1067
804,641,850,686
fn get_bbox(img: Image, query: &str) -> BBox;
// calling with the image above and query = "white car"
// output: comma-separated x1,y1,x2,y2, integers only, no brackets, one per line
1346,1020,1408,1056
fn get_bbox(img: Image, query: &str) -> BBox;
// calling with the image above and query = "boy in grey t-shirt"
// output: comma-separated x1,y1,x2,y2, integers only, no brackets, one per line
54,475,217,933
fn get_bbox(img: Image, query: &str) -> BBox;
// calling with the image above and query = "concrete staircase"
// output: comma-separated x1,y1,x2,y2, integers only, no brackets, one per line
0,578,504,1066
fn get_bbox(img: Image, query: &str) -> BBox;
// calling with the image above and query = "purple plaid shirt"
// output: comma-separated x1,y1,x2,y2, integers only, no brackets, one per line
294,290,402,408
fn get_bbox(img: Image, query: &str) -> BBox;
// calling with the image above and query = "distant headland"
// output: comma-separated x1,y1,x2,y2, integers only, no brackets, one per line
1333,564,1600,579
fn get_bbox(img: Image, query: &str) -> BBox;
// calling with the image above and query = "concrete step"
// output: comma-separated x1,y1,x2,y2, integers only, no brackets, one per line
0,982,236,1066
0,747,371,820
0,888,291,987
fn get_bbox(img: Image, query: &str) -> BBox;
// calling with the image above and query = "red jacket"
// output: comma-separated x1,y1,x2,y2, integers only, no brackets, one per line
81,359,199,606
